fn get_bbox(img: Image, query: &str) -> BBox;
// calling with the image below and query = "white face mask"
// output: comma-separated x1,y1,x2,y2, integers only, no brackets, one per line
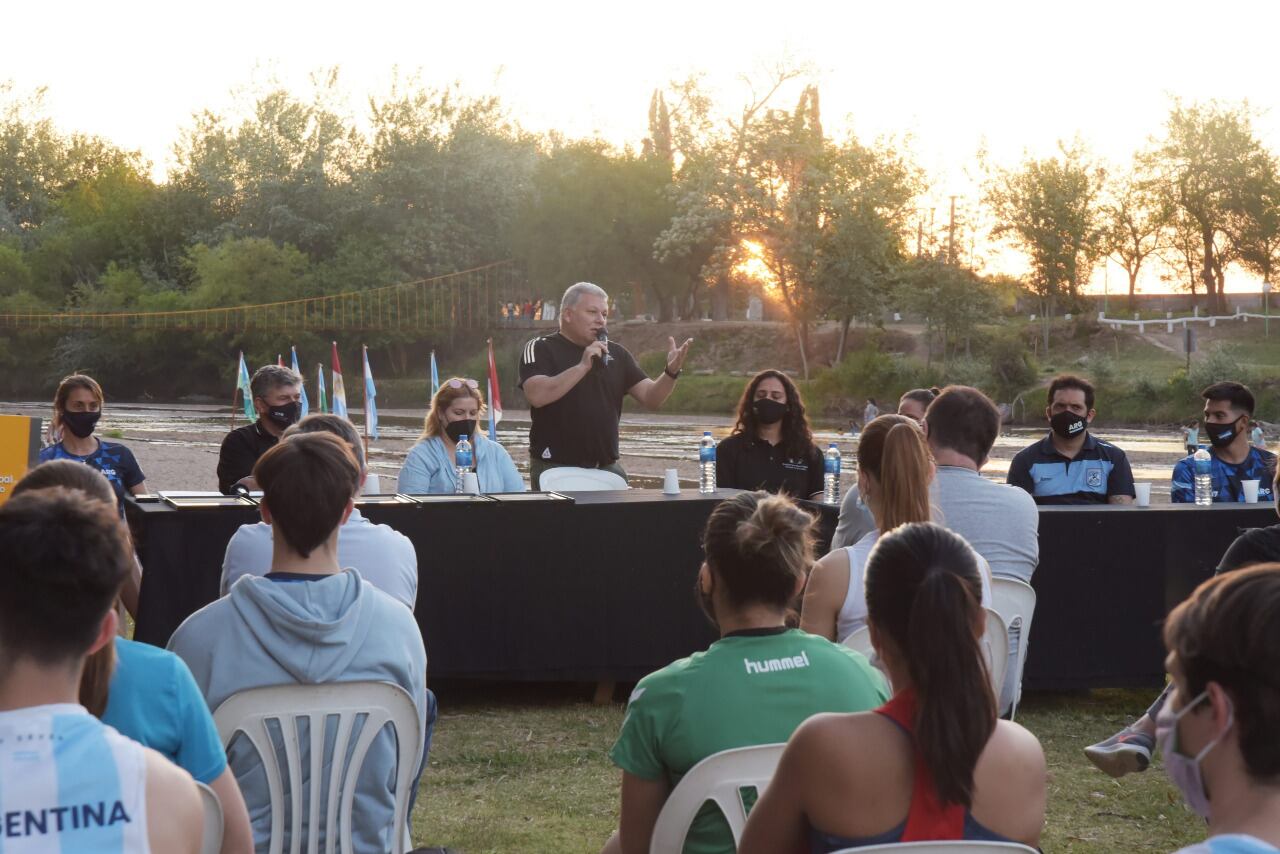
1155,689,1234,820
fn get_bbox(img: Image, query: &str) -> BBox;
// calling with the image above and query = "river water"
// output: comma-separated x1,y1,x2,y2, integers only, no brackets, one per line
0,401,1207,504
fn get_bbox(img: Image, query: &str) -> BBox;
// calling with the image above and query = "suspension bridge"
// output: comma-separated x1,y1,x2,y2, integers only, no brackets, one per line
0,261,537,333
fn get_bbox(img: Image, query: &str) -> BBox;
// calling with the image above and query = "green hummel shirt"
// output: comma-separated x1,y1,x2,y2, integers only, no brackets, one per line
609,627,889,854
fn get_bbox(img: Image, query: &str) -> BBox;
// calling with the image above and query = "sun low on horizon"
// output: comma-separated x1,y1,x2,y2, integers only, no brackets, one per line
5,0,1280,294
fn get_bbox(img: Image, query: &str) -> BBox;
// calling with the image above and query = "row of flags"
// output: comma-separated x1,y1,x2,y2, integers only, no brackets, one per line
235,339,504,442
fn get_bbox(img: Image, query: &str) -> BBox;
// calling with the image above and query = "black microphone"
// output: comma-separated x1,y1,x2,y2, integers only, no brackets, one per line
596,328,613,365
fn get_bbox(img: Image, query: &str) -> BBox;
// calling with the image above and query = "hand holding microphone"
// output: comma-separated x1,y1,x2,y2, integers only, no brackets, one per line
596,328,613,365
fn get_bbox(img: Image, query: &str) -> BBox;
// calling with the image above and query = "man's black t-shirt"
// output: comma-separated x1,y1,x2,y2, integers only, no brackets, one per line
518,332,646,467
217,420,279,494
1217,523,1280,574
714,432,824,498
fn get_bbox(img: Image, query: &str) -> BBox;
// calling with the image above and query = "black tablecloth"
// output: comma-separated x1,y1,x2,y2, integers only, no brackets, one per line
127,492,1275,689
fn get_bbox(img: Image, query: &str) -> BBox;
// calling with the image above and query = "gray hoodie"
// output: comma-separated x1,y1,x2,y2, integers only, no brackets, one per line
169,568,427,853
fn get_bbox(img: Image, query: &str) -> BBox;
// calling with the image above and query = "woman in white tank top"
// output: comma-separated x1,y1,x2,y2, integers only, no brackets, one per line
803,414,991,643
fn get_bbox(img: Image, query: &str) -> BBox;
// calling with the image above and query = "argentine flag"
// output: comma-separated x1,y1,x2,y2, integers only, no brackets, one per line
291,346,310,417
331,342,348,419
362,345,379,440
236,352,255,420
430,350,440,400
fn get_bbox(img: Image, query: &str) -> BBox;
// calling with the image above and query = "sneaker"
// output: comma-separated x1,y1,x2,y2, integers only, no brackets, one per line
1084,727,1156,778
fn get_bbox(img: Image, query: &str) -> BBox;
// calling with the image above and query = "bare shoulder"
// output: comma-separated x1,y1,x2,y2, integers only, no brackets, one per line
810,547,851,580
144,749,203,854
981,720,1047,790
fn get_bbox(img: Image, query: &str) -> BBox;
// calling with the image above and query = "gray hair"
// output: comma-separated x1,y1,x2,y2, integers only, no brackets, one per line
283,413,365,471
560,281,609,314
250,365,303,401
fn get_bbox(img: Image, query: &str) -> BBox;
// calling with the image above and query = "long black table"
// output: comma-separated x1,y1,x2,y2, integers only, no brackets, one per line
127,492,1276,689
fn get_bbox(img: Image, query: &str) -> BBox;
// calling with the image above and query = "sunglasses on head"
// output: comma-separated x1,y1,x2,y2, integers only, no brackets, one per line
447,379,480,390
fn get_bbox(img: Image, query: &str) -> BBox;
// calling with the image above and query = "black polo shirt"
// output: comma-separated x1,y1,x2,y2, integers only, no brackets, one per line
714,432,824,498
518,332,646,467
1006,431,1136,505
217,420,279,494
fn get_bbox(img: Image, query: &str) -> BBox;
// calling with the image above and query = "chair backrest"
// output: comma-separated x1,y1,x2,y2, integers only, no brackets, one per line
648,743,785,854
196,780,223,854
830,842,1038,853
988,577,1037,718
212,681,422,854
538,466,628,491
841,611,1006,702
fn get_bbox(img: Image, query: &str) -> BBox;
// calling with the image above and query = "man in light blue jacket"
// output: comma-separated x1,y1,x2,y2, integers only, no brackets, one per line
171,432,434,853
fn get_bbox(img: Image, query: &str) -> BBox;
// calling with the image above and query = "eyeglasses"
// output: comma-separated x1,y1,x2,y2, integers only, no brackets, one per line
447,379,480,390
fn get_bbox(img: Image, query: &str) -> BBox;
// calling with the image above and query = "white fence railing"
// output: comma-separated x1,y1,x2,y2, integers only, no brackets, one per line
1097,308,1274,333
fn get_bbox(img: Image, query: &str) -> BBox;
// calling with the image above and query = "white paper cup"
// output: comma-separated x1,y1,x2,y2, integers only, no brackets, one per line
1133,482,1151,507
1242,479,1260,503
663,468,680,495
362,473,382,495
462,471,481,495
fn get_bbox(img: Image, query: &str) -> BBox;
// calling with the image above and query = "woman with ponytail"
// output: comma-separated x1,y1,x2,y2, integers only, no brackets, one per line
601,491,888,854
802,414,991,642
741,522,1047,851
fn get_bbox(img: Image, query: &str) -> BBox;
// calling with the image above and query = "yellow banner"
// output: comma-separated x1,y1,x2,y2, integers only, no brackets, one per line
0,415,41,505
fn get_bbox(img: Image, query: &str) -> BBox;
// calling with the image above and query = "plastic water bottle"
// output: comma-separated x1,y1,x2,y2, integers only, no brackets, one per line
823,443,842,505
1193,445,1212,506
455,436,474,493
699,432,716,494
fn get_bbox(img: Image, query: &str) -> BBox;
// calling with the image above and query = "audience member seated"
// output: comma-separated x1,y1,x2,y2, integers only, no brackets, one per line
1086,465,1280,778
803,414,992,643
0,487,203,853
217,364,304,494
740,522,1047,852
1007,373,1136,504
896,387,940,424
600,491,889,854
1172,381,1277,504
1160,566,1280,853
13,461,254,854
169,432,433,853
221,414,418,609
714,370,824,498
397,377,524,494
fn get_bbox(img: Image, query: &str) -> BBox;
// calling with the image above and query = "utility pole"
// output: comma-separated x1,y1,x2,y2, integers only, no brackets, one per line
916,218,923,257
947,196,957,264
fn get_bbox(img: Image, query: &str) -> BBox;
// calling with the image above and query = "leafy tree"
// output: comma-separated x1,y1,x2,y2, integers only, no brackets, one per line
1226,151,1280,288
187,237,311,308
1100,166,1169,311
984,140,1105,350
896,256,997,371
1143,100,1268,315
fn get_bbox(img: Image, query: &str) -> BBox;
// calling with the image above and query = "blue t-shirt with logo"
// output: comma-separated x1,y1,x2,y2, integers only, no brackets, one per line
39,439,145,506
1171,446,1277,504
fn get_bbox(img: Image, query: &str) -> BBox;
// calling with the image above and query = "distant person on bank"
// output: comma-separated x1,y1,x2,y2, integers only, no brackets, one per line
1184,421,1201,455
1252,421,1267,451
216,364,303,494
518,281,692,489
861,397,880,428
41,373,148,504
1172,382,1276,504
397,377,524,494
715,370,823,498
1006,374,1135,505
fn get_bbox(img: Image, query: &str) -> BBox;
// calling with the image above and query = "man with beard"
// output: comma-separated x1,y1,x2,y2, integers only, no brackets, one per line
1006,374,1135,505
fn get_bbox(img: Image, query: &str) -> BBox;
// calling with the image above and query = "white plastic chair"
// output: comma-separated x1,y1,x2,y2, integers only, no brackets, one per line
212,681,422,854
648,743,785,854
196,780,223,854
831,842,1038,853
989,577,1037,719
841,609,1008,703
538,466,628,491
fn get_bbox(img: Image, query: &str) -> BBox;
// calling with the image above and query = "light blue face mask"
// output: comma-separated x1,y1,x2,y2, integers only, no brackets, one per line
1155,689,1234,819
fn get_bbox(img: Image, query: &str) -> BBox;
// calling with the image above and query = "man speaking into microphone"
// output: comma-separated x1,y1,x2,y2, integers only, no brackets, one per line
519,282,693,489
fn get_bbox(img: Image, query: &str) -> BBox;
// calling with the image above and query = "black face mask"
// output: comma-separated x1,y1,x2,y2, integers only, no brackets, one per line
752,398,787,425
1206,416,1244,449
445,419,477,443
62,410,101,439
1049,410,1088,440
264,400,301,429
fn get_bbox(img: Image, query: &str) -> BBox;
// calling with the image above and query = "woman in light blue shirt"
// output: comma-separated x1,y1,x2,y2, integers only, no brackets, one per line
398,377,525,494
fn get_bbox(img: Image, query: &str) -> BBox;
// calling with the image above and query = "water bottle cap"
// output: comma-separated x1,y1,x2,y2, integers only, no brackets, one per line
703,431,712,436
829,442,838,448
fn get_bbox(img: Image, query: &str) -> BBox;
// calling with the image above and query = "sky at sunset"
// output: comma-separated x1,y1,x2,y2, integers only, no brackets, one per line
6,0,1280,293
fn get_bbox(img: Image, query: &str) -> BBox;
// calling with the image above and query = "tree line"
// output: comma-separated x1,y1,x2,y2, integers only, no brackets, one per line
0,71,1274,393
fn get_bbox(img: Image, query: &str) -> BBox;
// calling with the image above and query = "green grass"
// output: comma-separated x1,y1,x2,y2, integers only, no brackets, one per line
409,686,1204,854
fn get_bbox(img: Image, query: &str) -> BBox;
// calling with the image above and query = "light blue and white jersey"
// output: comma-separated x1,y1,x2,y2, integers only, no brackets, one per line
1175,835,1280,854
0,703,149,853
